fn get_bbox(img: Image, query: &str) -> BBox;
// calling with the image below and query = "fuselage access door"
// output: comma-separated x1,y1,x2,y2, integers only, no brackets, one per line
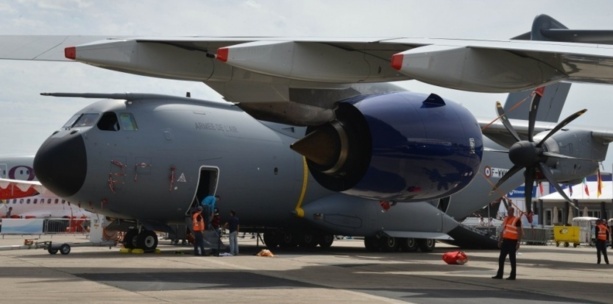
190,166,220,215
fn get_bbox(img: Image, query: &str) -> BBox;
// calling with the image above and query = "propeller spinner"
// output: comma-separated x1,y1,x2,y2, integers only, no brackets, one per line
492,88,586,215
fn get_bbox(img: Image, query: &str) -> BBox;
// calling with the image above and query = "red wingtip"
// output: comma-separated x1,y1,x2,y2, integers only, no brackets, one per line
391,53,403,70
534,86,545,97
64,47,76,60
216,48,229,62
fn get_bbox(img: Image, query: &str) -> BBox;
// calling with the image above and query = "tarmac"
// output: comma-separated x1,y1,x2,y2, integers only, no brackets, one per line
0,234,611,304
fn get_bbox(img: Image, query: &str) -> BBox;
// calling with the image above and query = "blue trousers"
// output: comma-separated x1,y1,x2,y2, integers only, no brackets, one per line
193,231,205,256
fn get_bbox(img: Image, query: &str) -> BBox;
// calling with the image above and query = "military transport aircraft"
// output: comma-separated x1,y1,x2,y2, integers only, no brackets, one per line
17,79,608,252
3,14,613,251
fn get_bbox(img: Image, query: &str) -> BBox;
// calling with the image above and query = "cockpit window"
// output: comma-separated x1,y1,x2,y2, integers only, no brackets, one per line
70,113,100,128
118,113,138,131
98,112,120,131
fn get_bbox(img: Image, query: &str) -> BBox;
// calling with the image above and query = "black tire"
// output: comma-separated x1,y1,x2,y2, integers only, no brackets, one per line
280,231,298,248
123,229,139,249
48,248,58,255
298,232,318,248
364,236,378,252
318,234,334,249
60,243,71,255
379,236,398,252
137,230,158,252
263,231,280,248
400,238,418,252
417,239,435,252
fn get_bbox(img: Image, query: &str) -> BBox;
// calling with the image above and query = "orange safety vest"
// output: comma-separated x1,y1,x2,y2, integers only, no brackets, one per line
597,224,609,241
192,211,205,232
502,216,520,240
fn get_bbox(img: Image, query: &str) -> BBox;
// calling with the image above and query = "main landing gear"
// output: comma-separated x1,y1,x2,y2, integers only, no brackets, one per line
122,228,159,252
262,229,335,249
364,236,435,252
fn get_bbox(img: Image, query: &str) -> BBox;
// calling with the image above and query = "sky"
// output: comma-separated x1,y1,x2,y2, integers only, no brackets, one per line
1,0,613,170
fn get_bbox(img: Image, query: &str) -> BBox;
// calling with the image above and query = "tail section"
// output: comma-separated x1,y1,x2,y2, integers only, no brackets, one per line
502,82,571,123
514,14,613,45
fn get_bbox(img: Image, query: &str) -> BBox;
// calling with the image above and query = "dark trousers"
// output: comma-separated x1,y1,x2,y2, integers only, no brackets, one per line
596,240,609,264
193,231,205,256
496,239,518,278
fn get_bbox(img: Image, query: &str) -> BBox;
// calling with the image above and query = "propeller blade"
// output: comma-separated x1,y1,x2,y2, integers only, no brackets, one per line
492,164,523,191
537,162,579,210
527,89,543,142
483,147,509,153
542,151,595,161
496,101,521,142
524,166,535,214
536,109,587,147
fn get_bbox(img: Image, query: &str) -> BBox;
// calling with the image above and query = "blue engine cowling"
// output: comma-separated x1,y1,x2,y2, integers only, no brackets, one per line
291,91,483,201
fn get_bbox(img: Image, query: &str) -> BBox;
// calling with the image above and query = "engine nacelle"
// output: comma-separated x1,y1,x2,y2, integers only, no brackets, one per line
291,92,483,201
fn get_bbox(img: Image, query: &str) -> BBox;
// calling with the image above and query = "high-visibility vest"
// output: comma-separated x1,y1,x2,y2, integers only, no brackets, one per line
192,211,205,232
502,216,520,240
597,224,609,241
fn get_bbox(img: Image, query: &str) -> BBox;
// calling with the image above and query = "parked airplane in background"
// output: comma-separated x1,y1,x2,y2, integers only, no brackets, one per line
1,156,90,219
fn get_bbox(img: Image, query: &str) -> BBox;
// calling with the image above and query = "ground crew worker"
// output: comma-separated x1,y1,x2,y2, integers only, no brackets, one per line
492,206,522,280
192,206,206,256
595,219,609,265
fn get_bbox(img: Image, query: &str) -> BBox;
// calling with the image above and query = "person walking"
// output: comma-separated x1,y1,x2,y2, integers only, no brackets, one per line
492,206,523,280
595,219,610,265
225,210,240,256
192,206,206,256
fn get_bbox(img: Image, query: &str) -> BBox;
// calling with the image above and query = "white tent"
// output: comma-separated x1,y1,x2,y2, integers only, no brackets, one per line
540,181,612,202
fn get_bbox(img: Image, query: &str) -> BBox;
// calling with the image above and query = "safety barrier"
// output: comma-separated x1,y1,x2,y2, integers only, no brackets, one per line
0,217,90,235
522,227,553,245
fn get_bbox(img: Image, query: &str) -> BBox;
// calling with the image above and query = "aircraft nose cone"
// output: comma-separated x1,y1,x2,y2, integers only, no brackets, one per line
34,132,87,197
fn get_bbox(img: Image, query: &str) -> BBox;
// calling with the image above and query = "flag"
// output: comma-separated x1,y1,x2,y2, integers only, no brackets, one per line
597,168,603,198
538,182,544,196
583,178,590,197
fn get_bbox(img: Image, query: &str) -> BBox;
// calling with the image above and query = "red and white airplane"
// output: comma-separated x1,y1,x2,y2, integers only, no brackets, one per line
1,156,90,219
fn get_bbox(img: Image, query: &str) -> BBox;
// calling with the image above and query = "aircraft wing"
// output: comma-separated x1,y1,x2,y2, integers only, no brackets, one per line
4,35,613,90
4,15,613,124
0,178,44,200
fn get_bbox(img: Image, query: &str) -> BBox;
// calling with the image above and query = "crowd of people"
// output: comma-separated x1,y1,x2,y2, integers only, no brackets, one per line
186,194,240,256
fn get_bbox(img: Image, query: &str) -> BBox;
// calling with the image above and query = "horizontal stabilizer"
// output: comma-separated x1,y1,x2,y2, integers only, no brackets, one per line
514,14,613,45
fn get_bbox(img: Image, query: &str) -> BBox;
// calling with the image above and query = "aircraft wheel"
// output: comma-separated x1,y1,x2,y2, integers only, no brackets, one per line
280,231,298,248
318,234,334,249
417,239,435,252
60,243,71,255
400,238,418,252
123,229,139,249
298,232,318,248
48,248,58,255
379,236,398,252
364,236,379,252
263,231,280,248
137,230,158,252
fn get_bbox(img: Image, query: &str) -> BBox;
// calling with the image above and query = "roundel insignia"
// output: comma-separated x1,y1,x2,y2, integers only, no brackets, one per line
484,166,492,178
